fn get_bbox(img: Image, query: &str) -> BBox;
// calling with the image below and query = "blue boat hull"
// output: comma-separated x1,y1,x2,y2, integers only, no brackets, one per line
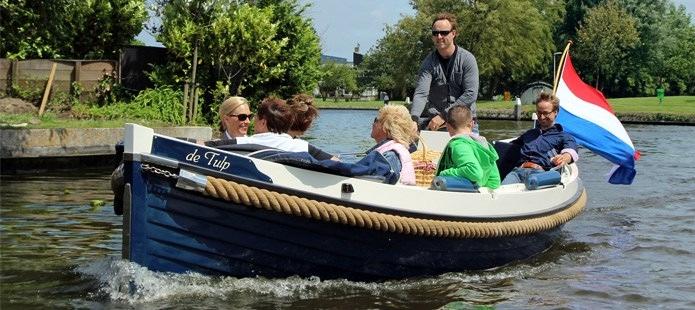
125,166,562,281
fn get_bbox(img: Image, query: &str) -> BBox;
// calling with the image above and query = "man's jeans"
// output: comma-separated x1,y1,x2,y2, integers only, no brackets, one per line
501,167,544,185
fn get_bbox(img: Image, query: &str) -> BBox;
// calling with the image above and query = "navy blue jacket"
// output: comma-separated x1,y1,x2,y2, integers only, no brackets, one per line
251,149,400,184
510,123,578,170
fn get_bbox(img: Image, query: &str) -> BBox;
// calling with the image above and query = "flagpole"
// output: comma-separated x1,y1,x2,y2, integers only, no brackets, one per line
552,41,573,96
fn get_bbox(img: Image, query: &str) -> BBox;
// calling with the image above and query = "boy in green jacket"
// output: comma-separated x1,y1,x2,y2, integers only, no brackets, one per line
435,105,501,189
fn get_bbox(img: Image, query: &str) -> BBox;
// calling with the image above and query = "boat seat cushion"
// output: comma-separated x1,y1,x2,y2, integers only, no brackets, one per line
525,170,562,190
431,176,479,192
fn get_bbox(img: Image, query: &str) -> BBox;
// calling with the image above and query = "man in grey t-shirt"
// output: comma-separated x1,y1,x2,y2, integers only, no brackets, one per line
410,12,479,133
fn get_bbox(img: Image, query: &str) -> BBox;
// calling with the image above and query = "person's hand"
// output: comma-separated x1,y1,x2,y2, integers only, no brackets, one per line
551,153,572,167
427,115,446,131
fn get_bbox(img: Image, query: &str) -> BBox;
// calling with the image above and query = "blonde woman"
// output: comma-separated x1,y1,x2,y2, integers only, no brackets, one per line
368,105,419,185
219,96,252,139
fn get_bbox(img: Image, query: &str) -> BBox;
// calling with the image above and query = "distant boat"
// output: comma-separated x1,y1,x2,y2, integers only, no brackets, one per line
115,124,586,281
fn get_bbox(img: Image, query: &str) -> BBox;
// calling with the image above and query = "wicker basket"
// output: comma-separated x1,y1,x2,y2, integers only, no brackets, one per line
411,137,442,187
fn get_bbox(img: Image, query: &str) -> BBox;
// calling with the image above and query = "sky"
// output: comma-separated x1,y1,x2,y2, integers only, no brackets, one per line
298,0,415,59
672,0,695,20
137,0,695,59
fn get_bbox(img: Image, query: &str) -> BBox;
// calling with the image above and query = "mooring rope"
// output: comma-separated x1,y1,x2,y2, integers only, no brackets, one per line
203,176,586,239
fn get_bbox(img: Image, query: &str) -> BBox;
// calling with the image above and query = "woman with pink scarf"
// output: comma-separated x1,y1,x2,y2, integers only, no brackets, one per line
368,105,419,185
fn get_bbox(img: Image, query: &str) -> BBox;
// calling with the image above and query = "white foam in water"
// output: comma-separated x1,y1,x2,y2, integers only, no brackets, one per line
438,262,556,284
77,258,230,303
76,257,555,304
76,258,384,303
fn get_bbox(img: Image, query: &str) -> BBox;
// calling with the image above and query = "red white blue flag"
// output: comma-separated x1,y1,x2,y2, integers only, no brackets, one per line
554,51,638,184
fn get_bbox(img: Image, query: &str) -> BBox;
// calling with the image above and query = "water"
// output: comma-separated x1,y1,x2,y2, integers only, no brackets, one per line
2,110,694,308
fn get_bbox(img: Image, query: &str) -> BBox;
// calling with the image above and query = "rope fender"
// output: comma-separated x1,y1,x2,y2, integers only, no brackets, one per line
204,176,586,239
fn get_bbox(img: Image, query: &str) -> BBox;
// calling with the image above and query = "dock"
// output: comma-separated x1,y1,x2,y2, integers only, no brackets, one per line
1,126,212,173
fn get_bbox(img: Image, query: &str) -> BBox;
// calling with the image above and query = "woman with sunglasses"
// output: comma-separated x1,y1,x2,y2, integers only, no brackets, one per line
410,12,480,134
219,96,253,139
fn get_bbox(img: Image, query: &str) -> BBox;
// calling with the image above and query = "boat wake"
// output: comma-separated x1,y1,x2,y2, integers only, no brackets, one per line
76,257,566,304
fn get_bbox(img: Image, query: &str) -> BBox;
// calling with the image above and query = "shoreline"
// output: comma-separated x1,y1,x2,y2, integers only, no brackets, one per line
318,107,695,126
0,126,211,173
475,110,695,126
1,109,692,173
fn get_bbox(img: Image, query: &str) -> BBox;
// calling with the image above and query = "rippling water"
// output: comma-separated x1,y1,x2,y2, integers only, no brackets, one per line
1,111,694,308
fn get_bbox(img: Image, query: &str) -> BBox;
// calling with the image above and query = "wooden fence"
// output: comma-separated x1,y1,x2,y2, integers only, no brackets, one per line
0,59,117,100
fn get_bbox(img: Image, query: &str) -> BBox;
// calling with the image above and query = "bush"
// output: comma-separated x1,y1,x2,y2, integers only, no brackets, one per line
73,87,186,125
10,83,43,104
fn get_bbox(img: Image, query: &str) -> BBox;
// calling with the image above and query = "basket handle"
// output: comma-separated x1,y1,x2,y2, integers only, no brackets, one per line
417,135,428,160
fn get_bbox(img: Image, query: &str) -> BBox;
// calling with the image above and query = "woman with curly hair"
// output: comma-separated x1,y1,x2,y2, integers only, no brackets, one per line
367,105,419,185
285,93,336,160
286,93,319,138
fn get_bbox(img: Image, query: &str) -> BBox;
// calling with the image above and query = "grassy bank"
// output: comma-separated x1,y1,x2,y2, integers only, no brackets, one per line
316,96,695,112
609,96,695,114
2,96,693,128
604,96,695,123
316,96,695,123
313,99,406,109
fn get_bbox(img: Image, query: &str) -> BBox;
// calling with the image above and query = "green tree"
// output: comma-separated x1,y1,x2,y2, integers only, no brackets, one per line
575,0,639,91
253,0,322,99
318,62,357,101
612,0,695,96
0,0,147,59
554,0,601,49
360,51,396,96
549,0,694,96
360,15,430,99
365,0,558,99
456,0,556,96
654,4,695,94
155,0,321,121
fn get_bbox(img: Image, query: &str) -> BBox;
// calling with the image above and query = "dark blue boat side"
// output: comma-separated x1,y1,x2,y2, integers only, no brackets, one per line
125,165,562,281
119,124,585,281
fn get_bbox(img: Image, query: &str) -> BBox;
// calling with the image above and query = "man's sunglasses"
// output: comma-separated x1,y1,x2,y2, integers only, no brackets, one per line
431,30,452,37
228,113,254,121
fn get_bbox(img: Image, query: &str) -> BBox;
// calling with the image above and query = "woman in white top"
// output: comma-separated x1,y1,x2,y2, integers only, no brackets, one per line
218,96,252,139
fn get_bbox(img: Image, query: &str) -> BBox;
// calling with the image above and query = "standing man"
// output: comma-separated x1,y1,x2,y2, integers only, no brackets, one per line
410,12,479,133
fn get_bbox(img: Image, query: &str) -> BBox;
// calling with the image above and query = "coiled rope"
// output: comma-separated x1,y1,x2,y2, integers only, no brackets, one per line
204,176,586,239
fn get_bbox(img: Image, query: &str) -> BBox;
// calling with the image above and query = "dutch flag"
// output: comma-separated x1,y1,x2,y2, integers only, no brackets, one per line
554,51,639,185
